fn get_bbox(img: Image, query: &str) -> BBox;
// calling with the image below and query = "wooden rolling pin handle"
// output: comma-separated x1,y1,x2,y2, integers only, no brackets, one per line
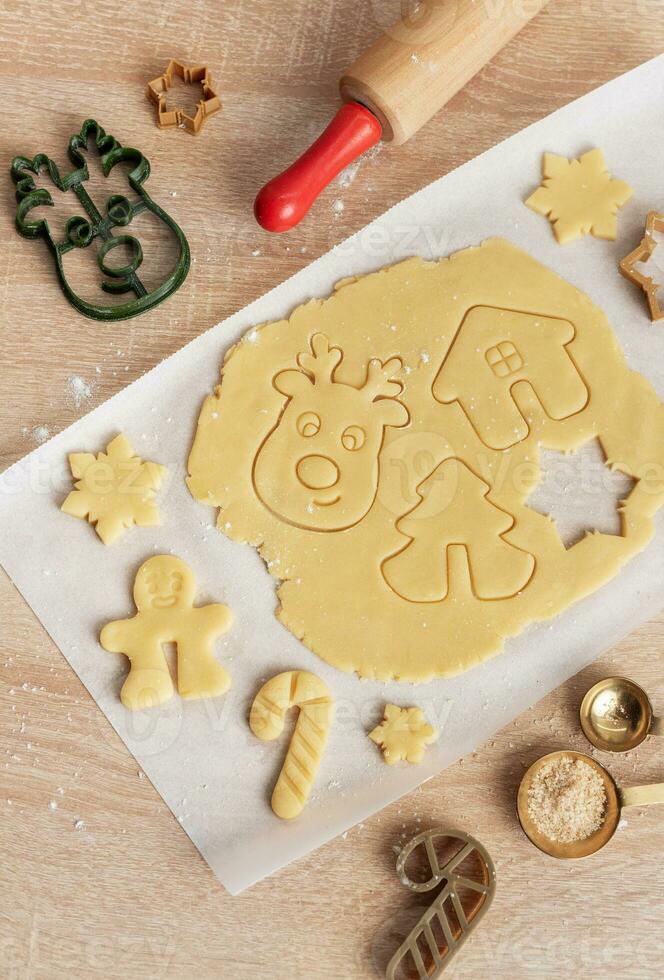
254,102,382,233
254,0,548,231
341,0,549,145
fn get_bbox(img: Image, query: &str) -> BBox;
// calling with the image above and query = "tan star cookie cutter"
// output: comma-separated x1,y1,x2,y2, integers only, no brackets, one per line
619,211,664,322
147,60,222,134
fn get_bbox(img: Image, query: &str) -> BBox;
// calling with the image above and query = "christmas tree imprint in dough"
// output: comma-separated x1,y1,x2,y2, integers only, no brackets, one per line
525,148,633,245
432,307,589,451
187,239,664,681
250,670,334,819
253,332,409,531
382,458,535,602
61,433,166,544
100,555,233,710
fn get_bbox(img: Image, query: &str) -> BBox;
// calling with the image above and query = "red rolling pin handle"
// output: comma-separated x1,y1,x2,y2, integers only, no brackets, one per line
254,102,382,233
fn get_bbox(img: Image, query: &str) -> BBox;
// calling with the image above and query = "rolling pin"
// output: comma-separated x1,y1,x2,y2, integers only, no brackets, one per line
255,0,550,232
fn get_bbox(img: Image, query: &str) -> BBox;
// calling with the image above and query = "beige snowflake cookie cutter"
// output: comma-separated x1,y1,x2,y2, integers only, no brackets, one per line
525,148,633,244
147,60,222,135
369,704,439,764
61,433,166,544
386,828,496,979
100,555,233,710
619,211,664,322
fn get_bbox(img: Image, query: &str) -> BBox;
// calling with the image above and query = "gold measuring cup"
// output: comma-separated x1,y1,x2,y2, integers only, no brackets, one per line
580,676,664,752
517,750,664,859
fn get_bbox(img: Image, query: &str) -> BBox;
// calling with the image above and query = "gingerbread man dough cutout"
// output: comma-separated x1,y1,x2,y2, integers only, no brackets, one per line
100,555,233,710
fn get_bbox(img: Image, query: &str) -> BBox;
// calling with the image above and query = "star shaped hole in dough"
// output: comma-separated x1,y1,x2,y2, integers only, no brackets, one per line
525,148,633,245
61,433,167,544
526,438,635,549
369,704,439,765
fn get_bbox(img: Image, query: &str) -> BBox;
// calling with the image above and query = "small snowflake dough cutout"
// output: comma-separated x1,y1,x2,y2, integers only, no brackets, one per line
525,149,633,244
369,705,439,765
100,555,233,710
620,211,664,322
61,433,166,544
250,670,334,819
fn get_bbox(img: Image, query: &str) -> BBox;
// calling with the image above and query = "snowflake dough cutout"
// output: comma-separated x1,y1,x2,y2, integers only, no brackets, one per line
369,704,439,765
619,211,664,322
61,433,166,544
525,148,633,245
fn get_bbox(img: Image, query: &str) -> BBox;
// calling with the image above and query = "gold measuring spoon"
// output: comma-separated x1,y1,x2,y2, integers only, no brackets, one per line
580,676,664,752
517,750,664,859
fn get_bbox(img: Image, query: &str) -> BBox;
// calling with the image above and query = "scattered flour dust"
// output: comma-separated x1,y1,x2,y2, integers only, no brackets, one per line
21,375,93,446
31,425,50,445
336,142,383,194
67,375,94,409
338,160,362,190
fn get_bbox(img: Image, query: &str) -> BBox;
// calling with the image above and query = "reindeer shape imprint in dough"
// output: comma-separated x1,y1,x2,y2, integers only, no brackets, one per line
253,333,410,531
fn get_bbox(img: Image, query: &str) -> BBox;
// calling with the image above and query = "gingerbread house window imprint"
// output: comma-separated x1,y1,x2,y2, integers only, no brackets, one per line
485,341,524,378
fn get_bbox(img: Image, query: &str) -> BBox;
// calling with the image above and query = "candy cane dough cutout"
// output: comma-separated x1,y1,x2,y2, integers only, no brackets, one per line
250,670,334,819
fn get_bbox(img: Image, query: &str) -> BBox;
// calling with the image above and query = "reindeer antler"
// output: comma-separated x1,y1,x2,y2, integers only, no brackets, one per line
362,357,403,401
297,333,342,385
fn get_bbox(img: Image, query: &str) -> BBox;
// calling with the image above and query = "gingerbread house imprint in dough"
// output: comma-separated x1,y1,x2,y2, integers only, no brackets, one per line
432,307,589,451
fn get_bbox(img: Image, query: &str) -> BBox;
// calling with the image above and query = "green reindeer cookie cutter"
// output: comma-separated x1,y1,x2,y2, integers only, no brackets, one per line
10,118,190,321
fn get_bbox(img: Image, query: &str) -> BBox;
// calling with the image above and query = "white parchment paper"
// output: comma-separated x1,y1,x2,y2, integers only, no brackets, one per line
2,56,664,894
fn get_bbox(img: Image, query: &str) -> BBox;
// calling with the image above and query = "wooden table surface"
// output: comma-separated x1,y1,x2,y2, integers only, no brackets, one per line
2,1,663,976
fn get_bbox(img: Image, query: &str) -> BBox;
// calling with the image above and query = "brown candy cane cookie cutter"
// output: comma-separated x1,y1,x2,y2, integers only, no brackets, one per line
386,828,496,979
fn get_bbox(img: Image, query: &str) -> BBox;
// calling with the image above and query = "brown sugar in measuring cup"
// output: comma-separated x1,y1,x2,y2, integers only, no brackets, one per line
518,750,664,859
